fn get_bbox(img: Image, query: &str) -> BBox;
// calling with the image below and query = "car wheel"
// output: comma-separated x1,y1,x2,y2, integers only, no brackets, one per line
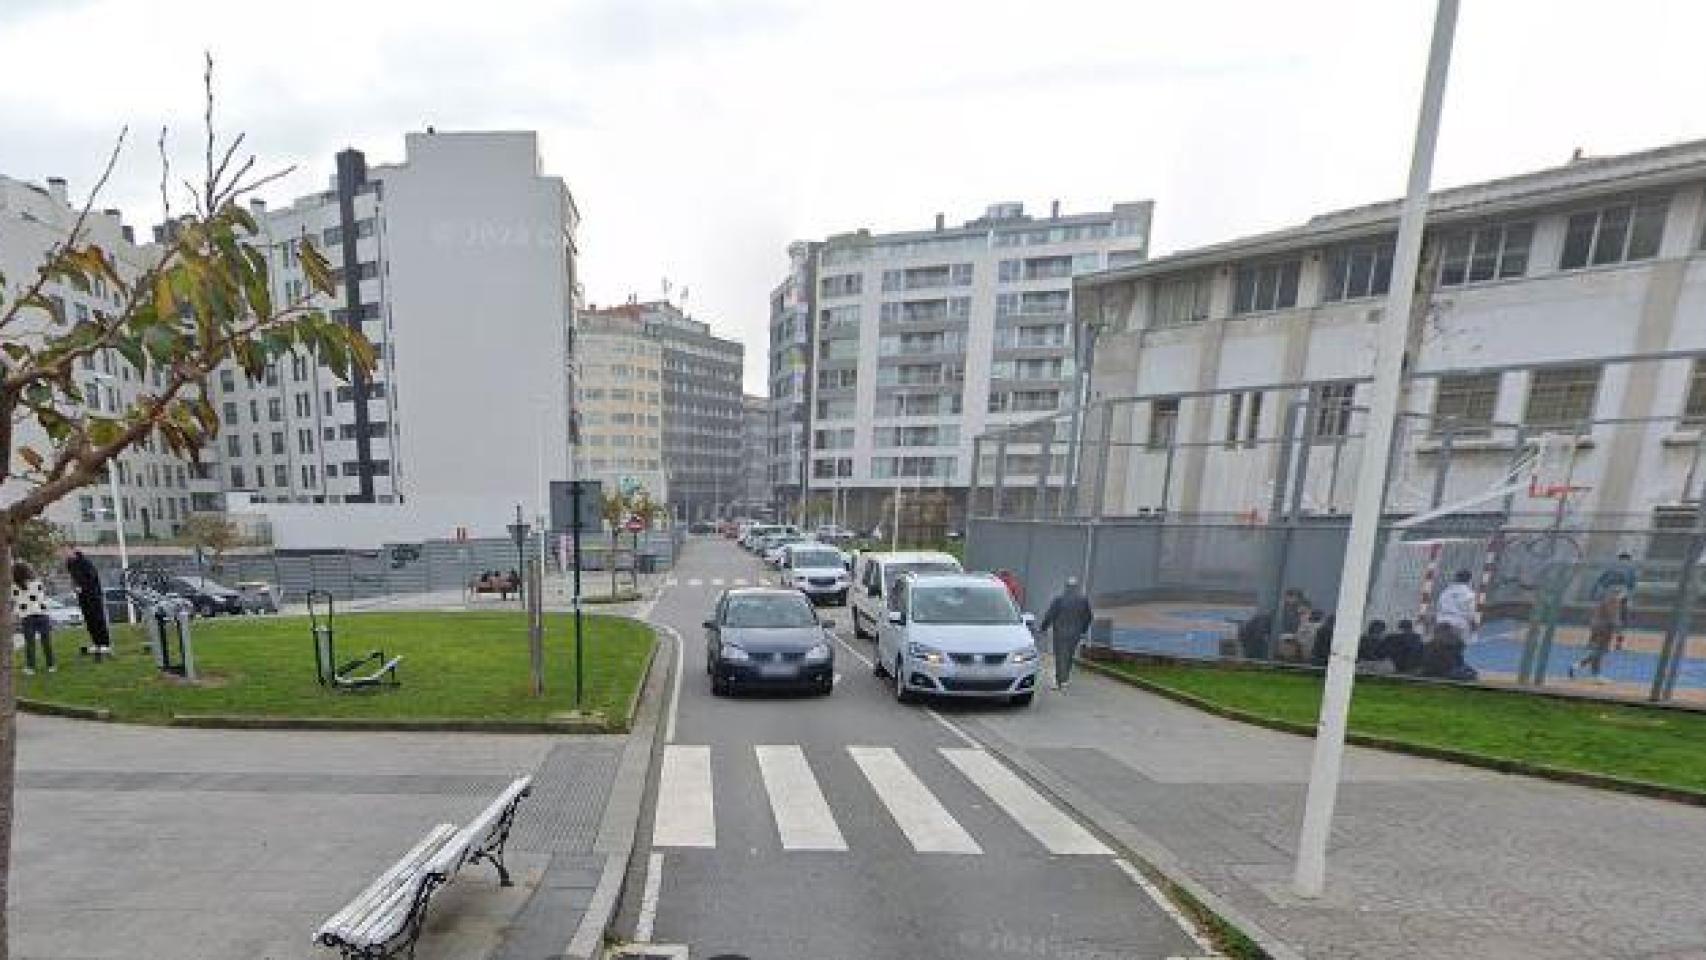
872,654,887,678
1010,692,1035,707
710,669,728,696
195,601,215,618
894,657,917,704
818,674,834,696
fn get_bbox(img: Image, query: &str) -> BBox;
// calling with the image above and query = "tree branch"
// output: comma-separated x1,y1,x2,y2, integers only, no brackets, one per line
0,127,128,334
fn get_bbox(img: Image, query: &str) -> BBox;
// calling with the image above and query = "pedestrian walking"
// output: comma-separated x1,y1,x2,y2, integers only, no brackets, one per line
1421,569,1478,680
1569,586,1624,682
62,545,112,655
1591,552,1639,649
11,562,56,675
994,569,1025,609
1038,577,1094,691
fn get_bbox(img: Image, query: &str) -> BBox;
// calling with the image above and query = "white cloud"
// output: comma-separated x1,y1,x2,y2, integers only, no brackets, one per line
4,0,1704,394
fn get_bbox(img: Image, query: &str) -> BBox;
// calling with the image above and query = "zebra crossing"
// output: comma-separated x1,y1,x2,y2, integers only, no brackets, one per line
652,742,1111,858
663,576,751,587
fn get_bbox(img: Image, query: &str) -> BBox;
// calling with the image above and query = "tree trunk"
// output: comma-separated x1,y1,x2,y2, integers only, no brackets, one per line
0,526,16,960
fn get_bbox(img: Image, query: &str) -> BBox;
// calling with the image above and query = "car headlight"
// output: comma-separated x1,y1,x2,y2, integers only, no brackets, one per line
1009,646,1040,664
804,643,831,662
907,642,945,665
721,644,751,662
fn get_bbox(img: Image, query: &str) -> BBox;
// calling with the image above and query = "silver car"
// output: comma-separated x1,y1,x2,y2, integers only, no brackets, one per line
873,572,1039,706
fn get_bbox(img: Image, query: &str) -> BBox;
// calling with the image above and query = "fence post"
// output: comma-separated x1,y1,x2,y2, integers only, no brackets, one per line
1034,422,1054,520
1159,409,1177,513
968,437,983,520
1651,441,1706,701
1092,401,1115,520
1262,399,1304,658
992,436,1008,519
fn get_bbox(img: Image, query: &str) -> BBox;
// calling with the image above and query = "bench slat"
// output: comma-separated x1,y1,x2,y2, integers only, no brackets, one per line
315,823,457,946
425,777,532,878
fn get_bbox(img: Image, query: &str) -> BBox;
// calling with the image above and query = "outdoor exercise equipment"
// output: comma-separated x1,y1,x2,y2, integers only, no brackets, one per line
147,596,197,680
307,590,402,689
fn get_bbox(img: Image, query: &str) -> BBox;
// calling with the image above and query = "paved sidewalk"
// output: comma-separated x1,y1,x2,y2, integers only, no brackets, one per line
13,716,626,960
958,668,1706,960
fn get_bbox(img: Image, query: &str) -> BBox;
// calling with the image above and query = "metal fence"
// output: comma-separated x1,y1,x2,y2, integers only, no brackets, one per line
968,357,1706,705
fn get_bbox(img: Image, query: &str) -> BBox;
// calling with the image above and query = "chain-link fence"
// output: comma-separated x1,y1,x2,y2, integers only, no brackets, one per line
969,357,1706,705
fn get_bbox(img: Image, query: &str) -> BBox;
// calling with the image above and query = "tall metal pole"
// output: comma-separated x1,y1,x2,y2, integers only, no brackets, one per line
1651,435,1706,701
1294,0,1458,899
571,481,586,710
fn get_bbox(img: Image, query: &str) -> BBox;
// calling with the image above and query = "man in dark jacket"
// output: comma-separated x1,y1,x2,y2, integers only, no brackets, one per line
62,546,112,655
1039,577,1094,691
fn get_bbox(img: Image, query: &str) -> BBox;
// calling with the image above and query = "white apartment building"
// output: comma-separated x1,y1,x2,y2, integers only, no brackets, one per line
0,174,211,543
767,240,817,516
1073,140,1706,528
797,200,1153,525
214,130,580,547
572,308,666,501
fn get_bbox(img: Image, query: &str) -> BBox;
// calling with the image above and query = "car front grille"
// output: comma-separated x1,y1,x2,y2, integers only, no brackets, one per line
749,651,806,663
948,653,1010,666
939,677,1014,692
808,578,838,587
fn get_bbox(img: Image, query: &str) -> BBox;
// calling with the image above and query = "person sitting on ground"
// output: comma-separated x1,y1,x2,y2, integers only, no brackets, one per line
1236,610,1274,660
1386,619,1425,674
1284,606,1319,663
1310,613,1337,667
1355,619,1390,663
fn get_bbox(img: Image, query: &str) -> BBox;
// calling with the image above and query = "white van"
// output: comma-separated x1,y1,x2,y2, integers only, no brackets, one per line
849,550,962,639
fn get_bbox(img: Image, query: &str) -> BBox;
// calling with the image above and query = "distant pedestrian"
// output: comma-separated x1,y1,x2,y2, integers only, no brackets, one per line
994,569,1025,609
1422,569,1478,680
1592,552,1639,649
12,562,56,675
62,545,112,656
1038,577,1095,691
1570,586,1624,682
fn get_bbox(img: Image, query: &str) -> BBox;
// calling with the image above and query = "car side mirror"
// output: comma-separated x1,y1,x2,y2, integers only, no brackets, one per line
702,619,717,630
887,610,905,625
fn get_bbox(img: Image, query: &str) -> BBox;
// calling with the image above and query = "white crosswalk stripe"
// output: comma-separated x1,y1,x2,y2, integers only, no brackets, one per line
940,748,1110,855
687,578,704,587
755,745,847,851
711,578,726,586
653,745,716,848
848,746,981,854
732,578,748,586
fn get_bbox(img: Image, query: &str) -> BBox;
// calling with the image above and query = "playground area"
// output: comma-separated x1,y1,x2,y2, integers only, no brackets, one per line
1097,601,1706,706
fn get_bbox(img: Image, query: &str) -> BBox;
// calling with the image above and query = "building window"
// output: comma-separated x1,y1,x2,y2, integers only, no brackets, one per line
1523,366,1601,429
229,466,246,488
222,401,238,425
1153,274,1211,327
226,434,240,457
1439,222,1533,286
1311,383,1356,439
271,432,286,455
274,465,288,488
1232,260,1301,314
820,273,863,298
1432,373,1500,436
1559,196,1668,270
1148,398,1179,449
1323,240,1395,302
219,369,235,392
1225,393,1243,448
1683,362,1706,426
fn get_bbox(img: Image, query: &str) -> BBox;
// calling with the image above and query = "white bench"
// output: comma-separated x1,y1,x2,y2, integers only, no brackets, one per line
314,777,533,959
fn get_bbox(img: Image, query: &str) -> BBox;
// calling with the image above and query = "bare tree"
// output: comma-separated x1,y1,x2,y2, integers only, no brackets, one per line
0,56,372,956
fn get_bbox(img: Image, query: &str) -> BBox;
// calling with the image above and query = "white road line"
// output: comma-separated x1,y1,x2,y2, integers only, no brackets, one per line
658,625,685,744
940,748,1111,856
755,745,848,851
924,708,981,749
732,577,748,586
848,746,981,855
687,578,704,587
830,632,873,669
652,745,716,848
1113,858,1223,957
634,851,664,942
710,577,725,586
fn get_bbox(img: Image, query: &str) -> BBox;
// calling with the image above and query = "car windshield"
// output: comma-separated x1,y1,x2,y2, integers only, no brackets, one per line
885,562,960,592
911,584,1018,625
791,549,842,568
174,578,231,592
723,595,818,628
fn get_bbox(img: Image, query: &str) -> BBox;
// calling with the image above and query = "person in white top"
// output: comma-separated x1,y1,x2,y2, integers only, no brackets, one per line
11,562,56,675
1423,569,1478,680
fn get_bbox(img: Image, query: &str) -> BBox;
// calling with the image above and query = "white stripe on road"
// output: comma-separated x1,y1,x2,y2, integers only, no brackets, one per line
653,745,715,848
711,577,725,586
848,746,980,854
687,578,704,587
659,625,684,744
1113,858,1224,957
924,708,981,749
940,748,1110,856
634,851,664,942
732,577,748,586
755,745,848,851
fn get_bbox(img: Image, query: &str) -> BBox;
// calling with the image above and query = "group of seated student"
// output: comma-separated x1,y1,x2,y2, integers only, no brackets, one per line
1235,592,1458,678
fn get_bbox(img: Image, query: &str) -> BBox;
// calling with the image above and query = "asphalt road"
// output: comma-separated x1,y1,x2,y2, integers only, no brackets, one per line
613,537,1211,960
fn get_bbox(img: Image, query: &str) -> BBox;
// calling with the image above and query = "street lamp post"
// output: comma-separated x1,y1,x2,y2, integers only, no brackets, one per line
90,371,134,623
507,504,529,606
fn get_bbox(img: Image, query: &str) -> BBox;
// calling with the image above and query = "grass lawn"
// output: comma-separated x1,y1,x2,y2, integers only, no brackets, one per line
15,611,653,727
1100,660,1706,794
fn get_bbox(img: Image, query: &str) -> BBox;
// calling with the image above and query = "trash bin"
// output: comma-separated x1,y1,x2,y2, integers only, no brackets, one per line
636,554,657,574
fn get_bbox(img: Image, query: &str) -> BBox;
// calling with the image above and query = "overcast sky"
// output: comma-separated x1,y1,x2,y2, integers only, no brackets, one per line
4,0,1704,394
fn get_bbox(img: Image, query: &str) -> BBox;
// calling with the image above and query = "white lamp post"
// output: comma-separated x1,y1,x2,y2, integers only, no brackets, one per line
89,371,135,623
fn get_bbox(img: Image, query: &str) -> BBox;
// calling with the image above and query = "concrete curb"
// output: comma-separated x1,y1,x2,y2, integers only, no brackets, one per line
1080,659,1706,808
962,717,1304,960
167,713,616,734
18,698,111,722
565,616,673,958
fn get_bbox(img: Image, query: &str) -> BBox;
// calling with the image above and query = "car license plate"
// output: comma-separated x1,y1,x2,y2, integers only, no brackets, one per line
759,665,796,678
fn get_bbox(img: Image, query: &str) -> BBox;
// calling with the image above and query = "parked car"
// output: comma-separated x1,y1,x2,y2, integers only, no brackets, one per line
235,581,281,614
813,524,856,544
849,550,963,639
761,533,807,566
704,587,834,695
165,576,246,617
778,543,852,605
873,572,1039,706
689,521,718,535
41,596,84,629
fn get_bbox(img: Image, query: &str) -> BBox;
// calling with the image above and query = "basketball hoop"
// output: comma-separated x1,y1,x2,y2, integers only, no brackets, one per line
1527,433,1592,502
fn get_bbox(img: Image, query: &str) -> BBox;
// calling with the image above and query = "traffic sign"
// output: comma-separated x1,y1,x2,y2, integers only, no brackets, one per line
624,516,645,533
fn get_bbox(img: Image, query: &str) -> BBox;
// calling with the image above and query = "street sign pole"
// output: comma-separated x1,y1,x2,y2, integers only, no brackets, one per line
571,480,586,710
1293,0,1459,899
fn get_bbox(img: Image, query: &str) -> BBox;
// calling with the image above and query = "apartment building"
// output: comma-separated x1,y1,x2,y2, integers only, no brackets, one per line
767,241,818,517
572,308,666,501
1073,139,1706,525
739,394,770,516
789,200,1153,527
580,301,744,521
218,130,580,546
0,174,211,543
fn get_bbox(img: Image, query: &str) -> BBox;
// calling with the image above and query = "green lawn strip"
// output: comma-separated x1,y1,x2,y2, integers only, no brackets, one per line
15,611,653,728
1098,660,1706,795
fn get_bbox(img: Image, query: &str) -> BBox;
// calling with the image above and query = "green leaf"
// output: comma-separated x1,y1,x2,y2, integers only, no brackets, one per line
114,334,146,372
87,417,123,447
299,238,335,296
